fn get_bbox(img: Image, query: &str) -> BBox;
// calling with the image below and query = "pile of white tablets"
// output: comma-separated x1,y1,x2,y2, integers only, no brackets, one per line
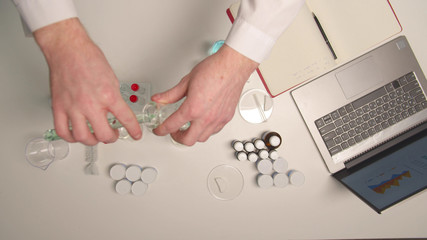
231,131,305,189
110,163,158,196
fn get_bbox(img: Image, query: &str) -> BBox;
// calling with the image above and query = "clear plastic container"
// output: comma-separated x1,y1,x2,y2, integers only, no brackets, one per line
25,138,69,170
207,165,244,200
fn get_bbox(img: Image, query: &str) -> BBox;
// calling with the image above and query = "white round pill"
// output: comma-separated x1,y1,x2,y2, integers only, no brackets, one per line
126,165,142,182
141,167,158,184
258,149,269,159
232,141,244,152
244,142,255,152
115,179,131,195
269,150,279,160
288,170,305,186
131,181,148,196
236,151,247,161
273,173,289,188
110,164,126,180
273,157,288,173
257,174,273,189
248,152,258,162
257,159,273,174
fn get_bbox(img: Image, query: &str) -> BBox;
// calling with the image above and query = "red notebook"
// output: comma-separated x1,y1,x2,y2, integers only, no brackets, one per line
227,1,402,97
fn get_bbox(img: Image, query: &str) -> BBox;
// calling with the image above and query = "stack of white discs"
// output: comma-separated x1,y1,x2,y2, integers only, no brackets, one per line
110,163,158,196
231,131,305,189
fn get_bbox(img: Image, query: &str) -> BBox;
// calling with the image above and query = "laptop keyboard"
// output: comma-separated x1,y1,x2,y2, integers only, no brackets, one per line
315,72,427,156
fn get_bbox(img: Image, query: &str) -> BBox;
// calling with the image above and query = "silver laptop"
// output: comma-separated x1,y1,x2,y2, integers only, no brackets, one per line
291,36,427,212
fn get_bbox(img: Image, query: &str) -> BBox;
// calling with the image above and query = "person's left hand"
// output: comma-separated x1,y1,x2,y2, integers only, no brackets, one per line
152,44,259,146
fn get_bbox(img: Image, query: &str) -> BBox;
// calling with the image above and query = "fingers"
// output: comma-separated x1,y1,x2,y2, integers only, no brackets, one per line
54,100,140,145
86,111,118,144
69,113,98,146
152,102,191,136
53,110,75,143
151,76,189,104
109,99,142,140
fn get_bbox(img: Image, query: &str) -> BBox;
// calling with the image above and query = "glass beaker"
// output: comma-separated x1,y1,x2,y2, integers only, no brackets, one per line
142,101,190,131
25,137,69,170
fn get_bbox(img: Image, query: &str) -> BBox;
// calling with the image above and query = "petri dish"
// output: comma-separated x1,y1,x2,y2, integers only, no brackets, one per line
110,164,127,180
131,181,148,196
257,159,273,174
273,172,289,188
273,157,288,173
126,165,142,182
257,174,274,189
288,170,305,186
239,89,273,124
115,179,132,195
207,165,244,201
141,167,158,184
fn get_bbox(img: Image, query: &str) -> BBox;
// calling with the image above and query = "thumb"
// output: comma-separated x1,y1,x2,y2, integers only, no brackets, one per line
151,76,189,104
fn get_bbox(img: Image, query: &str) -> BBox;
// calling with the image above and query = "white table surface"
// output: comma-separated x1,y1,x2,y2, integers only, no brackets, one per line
1,1,426,239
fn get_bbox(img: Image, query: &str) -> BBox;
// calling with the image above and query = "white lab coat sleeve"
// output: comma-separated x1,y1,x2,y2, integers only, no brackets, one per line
12,0,77,35
225,0,305,63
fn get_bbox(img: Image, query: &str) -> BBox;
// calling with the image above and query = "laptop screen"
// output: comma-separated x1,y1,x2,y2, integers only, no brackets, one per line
333,124,427,213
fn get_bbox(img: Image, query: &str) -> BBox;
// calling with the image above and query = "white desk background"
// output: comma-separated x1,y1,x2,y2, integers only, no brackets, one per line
0,1,426,239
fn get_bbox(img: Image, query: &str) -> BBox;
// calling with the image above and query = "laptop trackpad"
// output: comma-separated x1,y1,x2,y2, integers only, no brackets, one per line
336,57,384,99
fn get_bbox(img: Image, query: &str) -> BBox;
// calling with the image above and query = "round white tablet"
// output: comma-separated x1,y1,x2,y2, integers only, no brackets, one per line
126,165,142,182
131,181,148,196
269,135,281,147
257,174,273,189
248,152,259,162
141,167,158,184
115,179,132,195
273,157,288,173
288,170,305,186
273,172,289,188
257,159,273,174
110,164,127,180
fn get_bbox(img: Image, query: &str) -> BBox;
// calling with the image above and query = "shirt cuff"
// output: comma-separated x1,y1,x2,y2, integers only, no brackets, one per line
225,18,276,63
13,0,77,33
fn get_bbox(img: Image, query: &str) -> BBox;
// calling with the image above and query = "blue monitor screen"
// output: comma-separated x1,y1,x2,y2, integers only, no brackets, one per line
337,128,427,213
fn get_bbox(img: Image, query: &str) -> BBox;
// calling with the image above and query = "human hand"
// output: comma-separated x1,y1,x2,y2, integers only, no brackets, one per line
152,44,259,146
34,18,142,145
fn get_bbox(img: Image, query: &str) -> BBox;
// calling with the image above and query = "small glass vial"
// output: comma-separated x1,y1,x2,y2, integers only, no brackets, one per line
252,138,266,150
269,149,279,160
235,151,248,161
231,140,244,152
247,152,259,163
262,131,282,149
258,149,269,159
244,141,256,152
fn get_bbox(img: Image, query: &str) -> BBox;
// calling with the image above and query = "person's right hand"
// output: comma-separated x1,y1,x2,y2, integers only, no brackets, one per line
34,18,142,145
